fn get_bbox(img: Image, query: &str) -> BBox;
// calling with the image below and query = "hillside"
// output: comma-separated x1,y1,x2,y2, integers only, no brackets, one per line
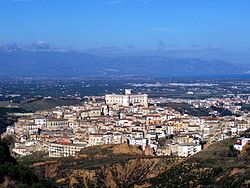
19,97,83,112
17,140,250,187
0,140,56,188
22,144,183,188
138,138,250,188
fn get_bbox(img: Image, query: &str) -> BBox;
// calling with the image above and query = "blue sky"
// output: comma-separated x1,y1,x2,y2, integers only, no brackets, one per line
1,0,250,61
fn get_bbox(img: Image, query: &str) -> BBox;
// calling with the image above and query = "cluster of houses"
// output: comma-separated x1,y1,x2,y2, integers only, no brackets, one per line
3,90,250,158
149,93,249,116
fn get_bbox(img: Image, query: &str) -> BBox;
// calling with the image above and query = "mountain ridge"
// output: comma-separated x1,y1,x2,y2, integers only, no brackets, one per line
0,49,248,78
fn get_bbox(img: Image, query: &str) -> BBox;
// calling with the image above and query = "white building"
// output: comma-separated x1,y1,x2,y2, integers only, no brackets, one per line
105,89,148,107
45,118,68,131
177,144,202,157
234,137,250,151
34,118,47,129
5,126,15,134
129,138,148,150
88,134,104,146
49,142,86,157
12,148,31,156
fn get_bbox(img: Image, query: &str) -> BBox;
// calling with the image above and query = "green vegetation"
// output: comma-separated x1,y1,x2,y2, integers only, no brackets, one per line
0,107,28,133
1,135,15,148
137,138,250,188
0,115,18,134
19,151,49,166
210,106,234,116
158,102,210,116
149,162,219,187
19,97,83,112
194,138,237,159
0,107,28,116
0,141,57,188
157,103,235,117
241,103,250,112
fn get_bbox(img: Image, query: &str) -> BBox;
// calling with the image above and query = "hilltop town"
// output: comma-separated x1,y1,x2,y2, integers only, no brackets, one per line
2,88,250,159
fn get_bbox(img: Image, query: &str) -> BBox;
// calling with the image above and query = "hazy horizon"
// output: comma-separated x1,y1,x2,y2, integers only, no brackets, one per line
1,0,250,64
0,0,249,79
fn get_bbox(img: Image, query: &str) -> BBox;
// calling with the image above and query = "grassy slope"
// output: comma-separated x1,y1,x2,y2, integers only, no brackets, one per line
19,97,83,112
157,102,210,117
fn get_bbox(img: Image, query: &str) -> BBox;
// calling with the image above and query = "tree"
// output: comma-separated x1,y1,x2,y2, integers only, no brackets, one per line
2,135,15,147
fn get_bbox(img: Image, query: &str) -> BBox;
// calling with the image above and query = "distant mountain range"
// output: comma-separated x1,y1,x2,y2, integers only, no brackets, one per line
0,48,249,78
